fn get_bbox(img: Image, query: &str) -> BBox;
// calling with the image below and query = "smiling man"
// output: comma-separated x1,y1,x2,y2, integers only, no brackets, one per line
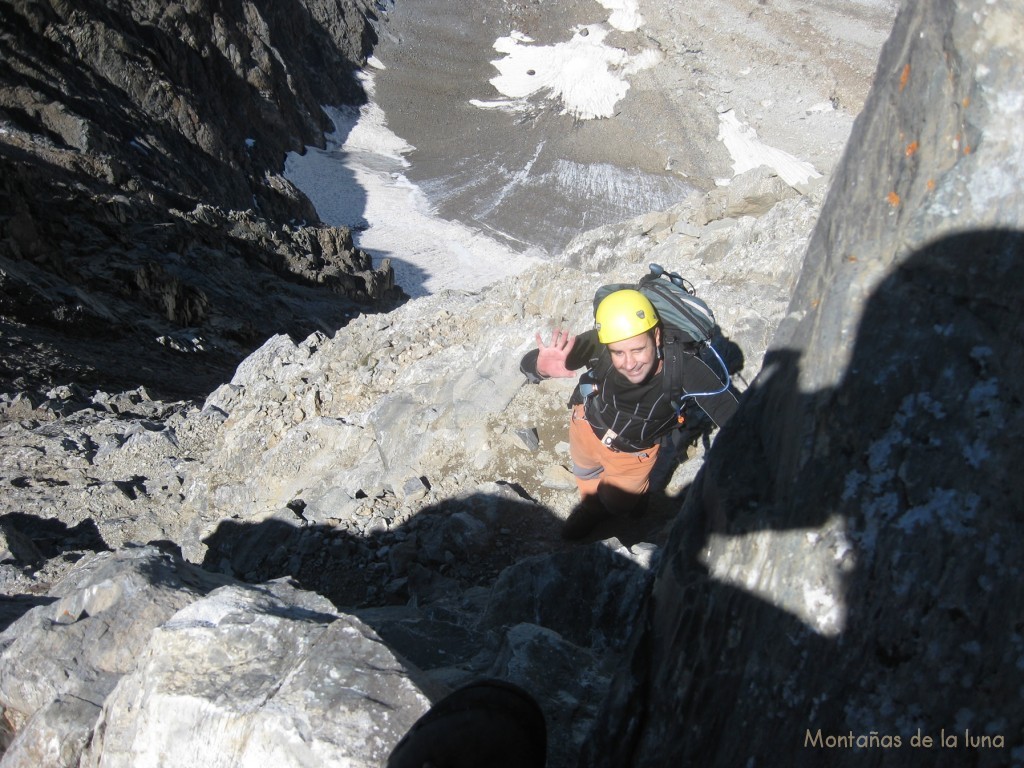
522,288,737,539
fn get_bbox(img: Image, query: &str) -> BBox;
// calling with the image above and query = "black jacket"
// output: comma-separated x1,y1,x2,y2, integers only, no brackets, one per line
521,330,738,452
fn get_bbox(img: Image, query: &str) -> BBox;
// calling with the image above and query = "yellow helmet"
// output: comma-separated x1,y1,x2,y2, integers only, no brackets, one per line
595,289,659,344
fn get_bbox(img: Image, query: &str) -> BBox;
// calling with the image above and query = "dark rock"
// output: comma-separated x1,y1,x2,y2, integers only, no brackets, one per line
0,0,404,399
480,545,653,654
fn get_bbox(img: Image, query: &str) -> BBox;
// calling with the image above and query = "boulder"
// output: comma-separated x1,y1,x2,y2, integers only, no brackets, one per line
0,546,433,768
80,584,430,768
0,547,229,766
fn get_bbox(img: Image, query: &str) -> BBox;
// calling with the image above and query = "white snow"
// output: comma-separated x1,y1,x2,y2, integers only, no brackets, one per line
717,110,823,188
487,25,645,120
484,1,662,122
480,0,820,191
597,0,644,32
285,75,543,299
284,6,821,298
466,98,529,113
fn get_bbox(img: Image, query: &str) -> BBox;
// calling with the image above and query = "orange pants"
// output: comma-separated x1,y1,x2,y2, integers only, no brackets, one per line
568,404,659,516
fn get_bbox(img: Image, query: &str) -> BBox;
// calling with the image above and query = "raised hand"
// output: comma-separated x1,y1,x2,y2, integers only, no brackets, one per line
535,328,577,378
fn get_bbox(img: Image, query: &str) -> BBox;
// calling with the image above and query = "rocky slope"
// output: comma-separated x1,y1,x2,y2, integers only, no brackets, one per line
0,170,822,766
3,1,1020,767
0,0,401,399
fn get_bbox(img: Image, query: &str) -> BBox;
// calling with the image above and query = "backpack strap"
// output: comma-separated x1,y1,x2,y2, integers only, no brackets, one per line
661,339,738,429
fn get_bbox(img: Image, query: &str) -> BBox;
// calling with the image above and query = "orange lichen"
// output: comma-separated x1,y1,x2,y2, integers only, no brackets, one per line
927,179,936,191
905,140,919,157
899,63,911,91
887,191,901,207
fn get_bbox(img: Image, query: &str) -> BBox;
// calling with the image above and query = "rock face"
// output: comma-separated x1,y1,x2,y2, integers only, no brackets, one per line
0,0,401,399
583,2,1024,766
0,175,824,766
3,0,1020,767
0,546,433,767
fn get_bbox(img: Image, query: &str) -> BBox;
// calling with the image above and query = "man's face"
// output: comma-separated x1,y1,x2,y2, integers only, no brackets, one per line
607,328,660,385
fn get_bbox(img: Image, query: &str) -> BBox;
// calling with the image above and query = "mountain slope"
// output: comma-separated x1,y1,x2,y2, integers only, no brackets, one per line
0,0,400,398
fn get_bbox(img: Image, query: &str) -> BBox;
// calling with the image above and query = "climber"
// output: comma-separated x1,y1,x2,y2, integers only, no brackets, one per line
521,288,738,539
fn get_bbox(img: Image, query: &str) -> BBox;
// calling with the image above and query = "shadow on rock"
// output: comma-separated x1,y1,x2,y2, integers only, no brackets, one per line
581,229,1024,767
0,0,403,401
0,513,110,629
1,513,109,567
200,488,568,611
200,486,660,768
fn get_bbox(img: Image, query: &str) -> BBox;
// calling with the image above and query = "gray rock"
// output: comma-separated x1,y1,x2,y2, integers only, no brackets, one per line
0,547,434,768
0,524,43,570
722,166,798,217
480,545,654,654
513,427,541,453
401,476,430,502
541,464,577,491
582,3,1024,766
0,695,100,768
0,547,230,767
488,623,606,768
79,582,431,768
0,0,918,765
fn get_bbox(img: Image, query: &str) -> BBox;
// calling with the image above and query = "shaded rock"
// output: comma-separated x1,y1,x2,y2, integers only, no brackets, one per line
0,0,402,399
0,523,43,570
583,3,1024,766
480,545,654,654
488,623,607,768
359,605,486,673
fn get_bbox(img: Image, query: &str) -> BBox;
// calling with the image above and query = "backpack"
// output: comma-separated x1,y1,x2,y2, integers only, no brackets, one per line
593,264,719,341
593,263,737,428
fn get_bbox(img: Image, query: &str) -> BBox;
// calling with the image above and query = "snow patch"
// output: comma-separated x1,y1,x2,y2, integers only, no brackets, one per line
333,73,415,161
467,98,529,113
285,71,543,298
717,110,822,187
485,24,660,120
597,0,644,32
